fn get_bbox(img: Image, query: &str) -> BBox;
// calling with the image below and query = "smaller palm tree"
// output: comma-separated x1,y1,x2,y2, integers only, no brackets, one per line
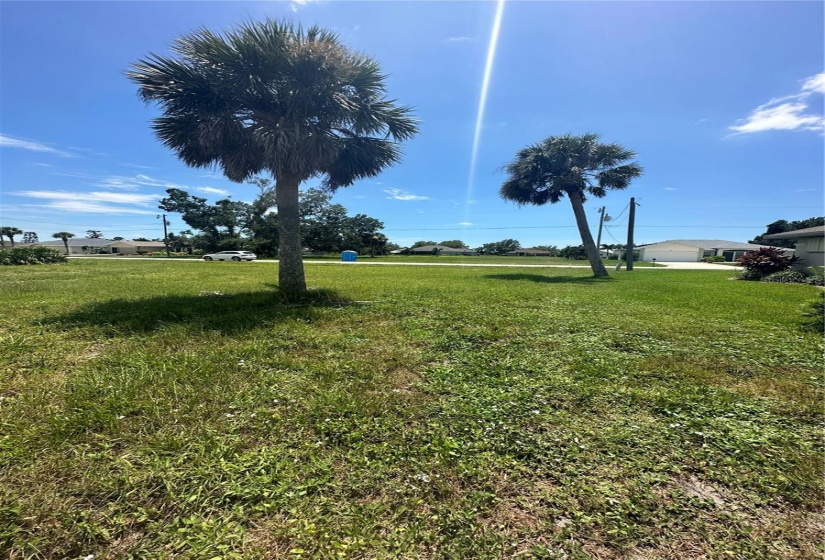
1,226,23,248
52,232,75,255
500,133,643,277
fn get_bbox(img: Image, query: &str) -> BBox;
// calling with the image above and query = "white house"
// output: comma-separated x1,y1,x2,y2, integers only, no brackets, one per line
763,225,825,268
638,240,788,263
21,239,168,255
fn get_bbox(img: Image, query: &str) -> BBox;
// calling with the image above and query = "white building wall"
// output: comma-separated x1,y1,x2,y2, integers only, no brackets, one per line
640,243,702,262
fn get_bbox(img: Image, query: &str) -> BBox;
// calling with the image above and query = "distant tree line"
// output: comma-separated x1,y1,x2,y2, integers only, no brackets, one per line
158,178,390,257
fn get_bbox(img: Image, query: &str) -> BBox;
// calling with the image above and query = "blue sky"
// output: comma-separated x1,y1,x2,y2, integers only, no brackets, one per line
1,1,822,249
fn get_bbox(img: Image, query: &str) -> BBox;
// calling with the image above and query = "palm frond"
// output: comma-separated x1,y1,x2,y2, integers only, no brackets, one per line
128,18,417,186
500,133,642,205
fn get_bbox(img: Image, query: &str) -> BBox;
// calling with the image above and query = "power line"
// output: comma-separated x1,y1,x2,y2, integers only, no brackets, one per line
384,224,774,232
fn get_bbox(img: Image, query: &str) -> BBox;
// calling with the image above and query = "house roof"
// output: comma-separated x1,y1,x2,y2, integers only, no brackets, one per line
34,238,114,247
763,225,825,240
642,239,772,251
111,240,167,247
507,248,552,255
409,244,470,252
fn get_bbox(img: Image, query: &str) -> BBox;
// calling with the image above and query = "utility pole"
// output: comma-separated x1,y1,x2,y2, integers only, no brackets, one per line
596,206,610,255
626,198,636,271
158,214,171,258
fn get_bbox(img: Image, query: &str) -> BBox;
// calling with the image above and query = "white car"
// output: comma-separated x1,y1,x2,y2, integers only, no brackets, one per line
202,251,257,261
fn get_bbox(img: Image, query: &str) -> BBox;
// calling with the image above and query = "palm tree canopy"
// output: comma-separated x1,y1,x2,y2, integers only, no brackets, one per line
1,227,23,237
127,20,418,188
500,133,643,206
52,232,75,240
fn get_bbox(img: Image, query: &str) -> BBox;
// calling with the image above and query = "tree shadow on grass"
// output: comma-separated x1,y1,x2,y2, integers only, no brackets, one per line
483,273,615,284
45,287,354,335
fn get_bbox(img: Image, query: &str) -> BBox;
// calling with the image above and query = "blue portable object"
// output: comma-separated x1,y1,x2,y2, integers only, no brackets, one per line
341,250,358,262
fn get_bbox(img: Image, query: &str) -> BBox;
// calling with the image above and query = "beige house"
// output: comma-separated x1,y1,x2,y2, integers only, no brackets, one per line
22,239,168,255
107,241,168,255
763,225,825,268
638,240,787,262
506,248,553,256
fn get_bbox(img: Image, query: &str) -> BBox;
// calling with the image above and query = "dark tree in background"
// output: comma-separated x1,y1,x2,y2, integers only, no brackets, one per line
477,239,521,255
749,217,824,249
129,19,417,292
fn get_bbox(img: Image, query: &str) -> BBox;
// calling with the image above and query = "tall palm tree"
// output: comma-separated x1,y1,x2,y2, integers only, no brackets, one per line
500,134,642,277
52,232,75,255
1,227,23,248
128,20,418,292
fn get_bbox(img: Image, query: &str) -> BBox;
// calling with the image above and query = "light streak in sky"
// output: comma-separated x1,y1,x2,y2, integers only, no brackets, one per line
464,0,506,223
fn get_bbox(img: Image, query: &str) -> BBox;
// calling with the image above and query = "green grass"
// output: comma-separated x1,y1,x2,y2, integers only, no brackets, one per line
304,254,657,267
1,260,822,559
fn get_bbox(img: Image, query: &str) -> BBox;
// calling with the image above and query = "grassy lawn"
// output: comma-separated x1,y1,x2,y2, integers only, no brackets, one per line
304,255,657,267
1,260,821,559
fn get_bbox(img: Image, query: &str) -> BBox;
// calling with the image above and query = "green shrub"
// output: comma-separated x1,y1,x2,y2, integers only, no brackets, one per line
701,256,726,263
737,268,764,281
801,292,824,333
762,270,808,284
804,266,825,286
736,247,798,280
0,246,67,265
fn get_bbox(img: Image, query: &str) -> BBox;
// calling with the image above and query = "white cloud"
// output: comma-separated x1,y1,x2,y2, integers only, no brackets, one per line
36,201,158,215
0,133,71,156
93,173,227,195
291,0,315,12
447,36,474,42
729,72,825,135
195,186,230,196
458,222,474,226
729,102,824,134
384,188,429,201
802,73,825,94
663,187,677,191
121,162,158,170
13,190,159,215
17,190,157,205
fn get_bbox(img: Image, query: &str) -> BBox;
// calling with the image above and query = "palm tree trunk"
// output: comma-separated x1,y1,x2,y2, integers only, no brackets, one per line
62,239,70,255
275,174,307,293
9,237,15,248
568,190,609,277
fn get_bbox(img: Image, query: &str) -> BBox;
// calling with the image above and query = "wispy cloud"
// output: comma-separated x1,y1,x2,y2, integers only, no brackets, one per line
13,190,159,214
196,186,230,196
729,72,825,135
458,222,474,226
290,0,316,12
384,188,429,201
121,162,158,170
94,173,228,195
663,187,677,191
447,36,474,43
0,133,71,156
802,73,825,94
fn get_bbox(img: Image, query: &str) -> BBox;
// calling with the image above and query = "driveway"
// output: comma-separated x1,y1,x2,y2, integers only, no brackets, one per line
646,261,741,270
